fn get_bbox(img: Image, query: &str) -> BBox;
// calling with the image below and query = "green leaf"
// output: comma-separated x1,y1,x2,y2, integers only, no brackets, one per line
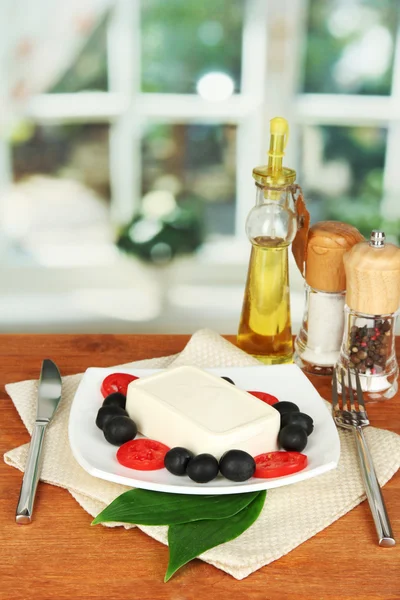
165,491,266,582
92,488,260,526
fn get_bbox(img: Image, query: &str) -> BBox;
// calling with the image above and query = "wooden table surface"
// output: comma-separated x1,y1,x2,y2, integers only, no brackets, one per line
1,334,399,600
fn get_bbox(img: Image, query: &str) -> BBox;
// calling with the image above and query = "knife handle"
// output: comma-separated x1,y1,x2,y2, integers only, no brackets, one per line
16,421,47,524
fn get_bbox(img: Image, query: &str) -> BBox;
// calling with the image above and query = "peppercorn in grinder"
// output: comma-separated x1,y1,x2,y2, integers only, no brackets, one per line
336,230,400,401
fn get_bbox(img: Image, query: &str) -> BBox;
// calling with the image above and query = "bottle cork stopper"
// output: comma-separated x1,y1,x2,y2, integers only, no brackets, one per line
344,231,400,314
305,221,364,292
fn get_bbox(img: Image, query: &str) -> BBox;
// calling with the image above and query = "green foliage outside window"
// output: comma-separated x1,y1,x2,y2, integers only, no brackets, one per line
11,0,400,245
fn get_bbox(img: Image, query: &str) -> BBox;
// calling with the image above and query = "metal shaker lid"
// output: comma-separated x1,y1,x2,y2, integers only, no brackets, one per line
369,230,385,247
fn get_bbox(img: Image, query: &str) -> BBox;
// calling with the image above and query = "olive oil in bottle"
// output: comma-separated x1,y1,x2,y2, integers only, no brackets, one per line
237,117,303,364
238,236,293,364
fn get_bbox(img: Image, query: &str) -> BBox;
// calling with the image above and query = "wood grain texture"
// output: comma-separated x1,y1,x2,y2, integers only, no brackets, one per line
0,334,399,600
344,240,400,314
305,221,364,292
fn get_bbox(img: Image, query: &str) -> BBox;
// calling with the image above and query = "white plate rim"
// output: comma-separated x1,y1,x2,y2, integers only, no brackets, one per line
68,365,340,495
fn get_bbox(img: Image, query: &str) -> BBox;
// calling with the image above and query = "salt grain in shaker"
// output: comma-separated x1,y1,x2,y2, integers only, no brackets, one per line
294,221,364,375
336,230,400,401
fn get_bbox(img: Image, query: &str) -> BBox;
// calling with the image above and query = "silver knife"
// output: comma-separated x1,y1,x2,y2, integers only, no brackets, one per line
16,359,62,524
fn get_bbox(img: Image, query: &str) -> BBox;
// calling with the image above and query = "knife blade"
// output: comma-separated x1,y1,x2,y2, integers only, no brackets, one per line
16,359,62,524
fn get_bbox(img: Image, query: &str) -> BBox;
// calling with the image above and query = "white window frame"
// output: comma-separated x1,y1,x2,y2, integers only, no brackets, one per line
22,0,269,241
4,0,400,257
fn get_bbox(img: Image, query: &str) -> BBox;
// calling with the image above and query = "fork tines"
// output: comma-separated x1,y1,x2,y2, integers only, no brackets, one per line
332,368,339,412
354,368,366,412
332,367,366,414
346,369,357,412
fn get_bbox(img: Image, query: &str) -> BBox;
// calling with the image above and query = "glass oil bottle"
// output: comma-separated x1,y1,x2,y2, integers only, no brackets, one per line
237,117,303,364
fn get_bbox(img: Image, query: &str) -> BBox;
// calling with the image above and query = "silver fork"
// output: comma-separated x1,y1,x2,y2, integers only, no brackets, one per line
332,367,395,547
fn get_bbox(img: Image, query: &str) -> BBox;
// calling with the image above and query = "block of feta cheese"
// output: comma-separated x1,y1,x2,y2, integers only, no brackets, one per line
125,366,280,459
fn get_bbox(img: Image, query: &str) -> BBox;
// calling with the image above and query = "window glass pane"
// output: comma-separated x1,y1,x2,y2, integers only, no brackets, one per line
301,125,387,238
141,0,244,94
141,124,236,236
303,0,398,95
49,16,108,93
11,123,110,199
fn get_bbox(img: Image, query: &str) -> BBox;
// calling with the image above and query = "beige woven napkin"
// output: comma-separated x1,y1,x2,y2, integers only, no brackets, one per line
4,329,400,580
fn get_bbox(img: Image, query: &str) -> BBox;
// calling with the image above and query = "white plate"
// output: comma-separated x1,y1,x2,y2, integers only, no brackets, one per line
69,365,340,495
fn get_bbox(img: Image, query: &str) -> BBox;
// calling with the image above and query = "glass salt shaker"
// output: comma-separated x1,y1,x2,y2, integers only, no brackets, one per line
294,222,364,375
336,230,400,401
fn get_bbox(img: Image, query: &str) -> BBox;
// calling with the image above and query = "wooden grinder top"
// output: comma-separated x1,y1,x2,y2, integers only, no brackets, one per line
305,221,364,292
344,231,400,314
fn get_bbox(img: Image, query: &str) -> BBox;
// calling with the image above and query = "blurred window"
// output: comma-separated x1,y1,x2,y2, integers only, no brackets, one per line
12,123,110,199
301,125,387,234
49,16,109,94
7,0,263,245
142,124,236,236
4,0,400,257
299,0,400,242
303,0,398,95
141,0,244,94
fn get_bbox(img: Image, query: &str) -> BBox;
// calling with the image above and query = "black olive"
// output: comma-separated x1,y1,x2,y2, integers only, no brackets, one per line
278,424,308,452
219,449,255,482
103,416,137,446
221,376,235,385
164,447,194,476
273,401,300,416
186,454,219,483
281,412,314,436
102,392,126,409
96,405,128,430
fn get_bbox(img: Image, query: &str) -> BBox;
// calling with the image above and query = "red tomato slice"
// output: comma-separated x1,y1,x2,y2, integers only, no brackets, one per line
117,439,171,471
248,391,279,405
253,451,307,478
101,373,139,397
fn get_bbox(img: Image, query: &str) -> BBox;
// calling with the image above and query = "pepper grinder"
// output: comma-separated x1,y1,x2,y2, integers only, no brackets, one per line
294,221,364,375
336,230,400,401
